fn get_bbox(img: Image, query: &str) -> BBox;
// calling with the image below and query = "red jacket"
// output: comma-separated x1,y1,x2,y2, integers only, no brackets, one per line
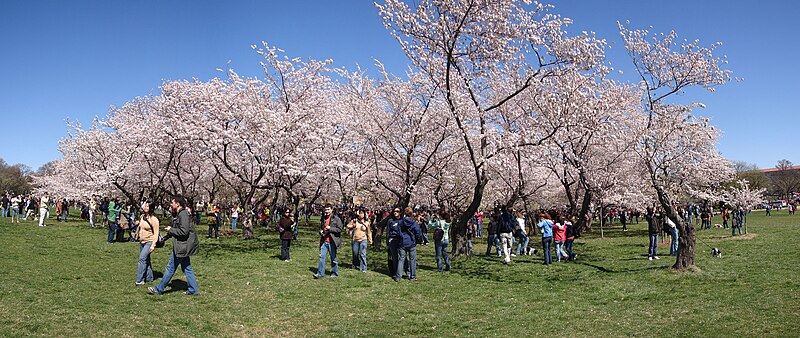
553,223,567,242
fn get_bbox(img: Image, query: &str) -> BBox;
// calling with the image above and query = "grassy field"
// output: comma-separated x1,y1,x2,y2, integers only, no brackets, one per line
0,209,798,337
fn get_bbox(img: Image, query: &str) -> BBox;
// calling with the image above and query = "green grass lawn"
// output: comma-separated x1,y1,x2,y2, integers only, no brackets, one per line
0,209,798,337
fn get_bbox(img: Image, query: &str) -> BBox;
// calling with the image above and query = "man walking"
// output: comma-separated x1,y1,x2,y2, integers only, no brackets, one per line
148,196,200,295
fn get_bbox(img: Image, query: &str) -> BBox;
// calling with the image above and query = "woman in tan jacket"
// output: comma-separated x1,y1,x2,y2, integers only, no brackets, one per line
347,209,372,272
135,202,160,285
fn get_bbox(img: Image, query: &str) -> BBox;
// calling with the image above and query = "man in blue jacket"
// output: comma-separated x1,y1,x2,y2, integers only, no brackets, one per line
394,207,423,281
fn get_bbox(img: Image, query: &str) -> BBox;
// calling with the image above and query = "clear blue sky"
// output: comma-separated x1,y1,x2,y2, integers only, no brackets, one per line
1,0,797,171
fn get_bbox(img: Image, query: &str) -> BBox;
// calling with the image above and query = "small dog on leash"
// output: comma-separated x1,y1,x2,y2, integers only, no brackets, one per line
525,247,538,256
711,247,722,258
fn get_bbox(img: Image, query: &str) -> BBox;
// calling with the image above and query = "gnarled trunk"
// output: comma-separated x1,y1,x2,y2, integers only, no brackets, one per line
450,178,487,258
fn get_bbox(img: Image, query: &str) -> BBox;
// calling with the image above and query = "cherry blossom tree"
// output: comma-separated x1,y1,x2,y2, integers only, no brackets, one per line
377,0,607,255
620,22,733,269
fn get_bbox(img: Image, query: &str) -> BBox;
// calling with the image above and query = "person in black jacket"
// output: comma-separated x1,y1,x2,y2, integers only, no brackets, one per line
149,196,200,295
645,206,660,260
277,208,294,262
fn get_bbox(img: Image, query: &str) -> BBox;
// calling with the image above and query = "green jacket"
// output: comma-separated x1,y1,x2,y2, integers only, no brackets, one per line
107,201,121,222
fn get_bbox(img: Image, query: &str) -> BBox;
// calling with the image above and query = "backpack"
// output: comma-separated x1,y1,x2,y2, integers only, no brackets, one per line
433,226,444,242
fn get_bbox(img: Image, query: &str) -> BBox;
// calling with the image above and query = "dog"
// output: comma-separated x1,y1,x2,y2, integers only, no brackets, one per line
525,247,538,256
711,247,722,258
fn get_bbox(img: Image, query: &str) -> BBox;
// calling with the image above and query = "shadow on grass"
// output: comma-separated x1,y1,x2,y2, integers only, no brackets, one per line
577,261,669,273
163,279,187,294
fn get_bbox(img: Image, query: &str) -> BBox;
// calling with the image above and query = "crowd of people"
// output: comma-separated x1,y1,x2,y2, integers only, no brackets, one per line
8,190,794,295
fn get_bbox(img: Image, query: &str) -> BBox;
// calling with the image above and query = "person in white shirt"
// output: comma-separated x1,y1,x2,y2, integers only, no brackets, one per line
89,195,98,228
10,195,21,223
39,192,50,227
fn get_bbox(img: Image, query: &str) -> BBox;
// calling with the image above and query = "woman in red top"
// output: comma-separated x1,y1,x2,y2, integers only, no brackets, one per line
553,218,569,262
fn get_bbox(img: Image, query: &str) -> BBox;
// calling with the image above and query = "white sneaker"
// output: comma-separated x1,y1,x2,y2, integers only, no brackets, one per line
511,254,516,257
654,256,660,260
648,256,653,260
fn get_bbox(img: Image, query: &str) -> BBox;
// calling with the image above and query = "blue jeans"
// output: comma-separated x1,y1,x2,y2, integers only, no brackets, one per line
11,207,19,220
477,222,483,237
565,239,574,259
316,241,338,277
137,242,154,283
1,207,5,218
155,251,198,295
435,239,450,271
670,227,679,255
61,210,68,222
485,234,501,257
351,240,368,272
396,246,417,280
208,221,219,238
231,217,237,230
542,237,552,265
555,240,567,262
516,233,529,255
107,221,118,243
648,235,658,257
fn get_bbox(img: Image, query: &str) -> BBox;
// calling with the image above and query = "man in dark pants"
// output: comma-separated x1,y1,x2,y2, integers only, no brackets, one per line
313,204,343,279
149,196,200,295
385,208,402,278
277,208,294,261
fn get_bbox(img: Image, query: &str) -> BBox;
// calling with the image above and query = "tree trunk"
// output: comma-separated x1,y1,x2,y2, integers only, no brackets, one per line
652,185,695,269
575,189,593,234
450,178,487,258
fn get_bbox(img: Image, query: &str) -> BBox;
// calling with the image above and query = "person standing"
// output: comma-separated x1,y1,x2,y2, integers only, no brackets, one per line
722,207,729,229
59,198,69,223
428,210,451,272
645,207,660,260
277,208,294,262
313,204,343,279
148,196,199,295
231,204,240,231
553,219,568,262
564,216,577,261
10,195,21,223
536,213,554,265
484,215,501,257
135,202,159,285
385,208,403,278
514,211,529,256
497,207,516,264
665,210,679,256
395,207,423,281
106,198,121,243
89,195,97,228
346,209,372,272
194,200,204,226
38,192,50,227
